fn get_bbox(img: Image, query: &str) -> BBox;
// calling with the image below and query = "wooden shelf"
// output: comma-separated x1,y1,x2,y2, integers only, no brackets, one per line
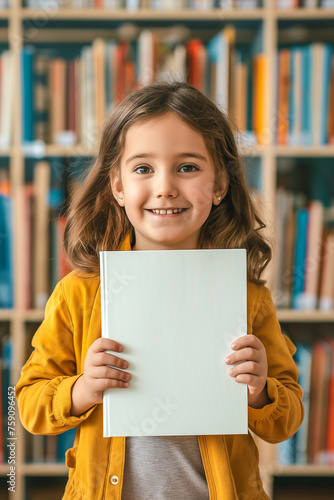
0,464,10,475
274,145,334,157
19,7,266,21
0,309,14,320
270,464,334,476
275,7,334,20
44,144,97,157
277,310,334,323
0,309,44,321
16,144,334,159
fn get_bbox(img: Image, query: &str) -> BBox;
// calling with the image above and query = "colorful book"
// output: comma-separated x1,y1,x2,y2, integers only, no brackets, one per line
0,191,13,308
308,339,332,463
318,233,334,311
292,208,308,309
21,47,35,143
277,48,290,145
33,161,51,309
302,200,324,309
294,343,312,464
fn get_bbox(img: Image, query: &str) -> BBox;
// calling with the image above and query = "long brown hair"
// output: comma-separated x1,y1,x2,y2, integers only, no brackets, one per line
64,80,271,284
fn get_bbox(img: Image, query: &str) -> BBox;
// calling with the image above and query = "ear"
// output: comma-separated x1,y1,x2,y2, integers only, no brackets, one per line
213,170,229,206
110,170,124,207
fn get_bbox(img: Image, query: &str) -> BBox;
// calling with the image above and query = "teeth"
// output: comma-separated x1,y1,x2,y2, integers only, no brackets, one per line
151,208,183,214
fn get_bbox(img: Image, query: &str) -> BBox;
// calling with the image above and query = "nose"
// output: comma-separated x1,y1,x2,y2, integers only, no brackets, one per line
153,171,178,199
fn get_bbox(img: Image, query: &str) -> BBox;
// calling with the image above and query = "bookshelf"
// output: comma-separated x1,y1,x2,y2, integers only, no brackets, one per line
0,0,333,499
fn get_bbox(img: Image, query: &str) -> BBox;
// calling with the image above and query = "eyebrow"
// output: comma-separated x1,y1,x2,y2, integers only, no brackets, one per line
125,152,208,165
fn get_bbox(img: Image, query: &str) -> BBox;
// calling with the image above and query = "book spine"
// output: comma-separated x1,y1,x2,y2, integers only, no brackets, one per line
292,209,308,309
21,48,35,143
0,194,13,308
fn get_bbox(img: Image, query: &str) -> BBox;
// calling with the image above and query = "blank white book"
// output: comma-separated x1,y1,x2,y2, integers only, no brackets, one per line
100,248,247,437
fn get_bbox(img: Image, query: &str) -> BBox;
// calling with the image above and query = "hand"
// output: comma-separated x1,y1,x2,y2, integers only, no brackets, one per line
71,338,131,416
225,334,270,409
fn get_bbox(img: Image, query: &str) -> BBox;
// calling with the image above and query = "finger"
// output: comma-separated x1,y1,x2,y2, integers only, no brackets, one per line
228,361,260,378
95,378,130,392
92,337,124,354
230,334,261,351
225,347,260,365
92,366,131,383
234,373,259,386
94,351,129,370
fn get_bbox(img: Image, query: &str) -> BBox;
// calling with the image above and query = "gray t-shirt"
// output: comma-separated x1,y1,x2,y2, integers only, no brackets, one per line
121,436,210,500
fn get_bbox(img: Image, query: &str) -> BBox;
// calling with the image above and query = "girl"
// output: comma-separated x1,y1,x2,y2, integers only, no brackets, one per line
16,81,303,500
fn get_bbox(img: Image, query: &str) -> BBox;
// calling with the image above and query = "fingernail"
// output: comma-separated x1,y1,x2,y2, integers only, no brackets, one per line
225,357,231,364
230,343,237,349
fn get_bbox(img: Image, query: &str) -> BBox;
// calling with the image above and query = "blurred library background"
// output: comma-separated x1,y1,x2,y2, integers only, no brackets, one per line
0,0,334,498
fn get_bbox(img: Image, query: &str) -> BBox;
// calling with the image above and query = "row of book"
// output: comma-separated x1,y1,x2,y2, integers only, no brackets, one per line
273,189,334,310
278,333,334,465
276,0,334,8
0,162,73,310
25,422,76,464
0,51,14,148
4,0,334,10
23,0,262,10
20,161,72,310
0,334,11,463
0,332,76,464
0,169,13,309
276,43,334,146
21,25,263,148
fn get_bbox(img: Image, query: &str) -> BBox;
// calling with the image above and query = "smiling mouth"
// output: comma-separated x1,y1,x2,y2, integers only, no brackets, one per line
146,208,188,215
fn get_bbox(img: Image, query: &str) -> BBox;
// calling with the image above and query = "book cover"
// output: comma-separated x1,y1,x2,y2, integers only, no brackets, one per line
301,44,312,146
308,339,332,463
292,208,308,309
253,53,268,145
326,337,334,464
320,44,332,145
34,54,50,143
233,51,248,133
33,161,51,309
294,343,312,464
277,48,290,145
0,193,13,308
0,51,14,147
50,58,66,144
318,233,334,310
328,52,334,144
101,249,247,437
22,184,34,309
311,43,323,146
93,38,106,135
21,47,35,143
207,28,229,113
302,200,324,309
289,47,303,146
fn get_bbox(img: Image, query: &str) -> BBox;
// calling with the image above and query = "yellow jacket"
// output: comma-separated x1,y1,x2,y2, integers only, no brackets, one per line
16,233,303,500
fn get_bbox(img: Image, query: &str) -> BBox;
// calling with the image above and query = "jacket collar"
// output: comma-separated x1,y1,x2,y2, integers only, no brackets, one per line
119,231,133,251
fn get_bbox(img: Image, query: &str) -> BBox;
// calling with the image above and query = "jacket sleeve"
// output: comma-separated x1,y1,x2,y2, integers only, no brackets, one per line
15,280,96,435
248,286,304,444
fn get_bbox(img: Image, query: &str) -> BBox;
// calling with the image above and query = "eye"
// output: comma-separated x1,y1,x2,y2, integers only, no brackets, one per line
179,164,199,173
134,165,153,174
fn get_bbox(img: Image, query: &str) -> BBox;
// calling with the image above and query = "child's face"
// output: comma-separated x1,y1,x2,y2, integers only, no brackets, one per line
112,112,227,250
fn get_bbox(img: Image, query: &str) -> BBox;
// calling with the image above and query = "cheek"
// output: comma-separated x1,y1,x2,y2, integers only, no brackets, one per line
124,182,147,202
191,180,214,211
